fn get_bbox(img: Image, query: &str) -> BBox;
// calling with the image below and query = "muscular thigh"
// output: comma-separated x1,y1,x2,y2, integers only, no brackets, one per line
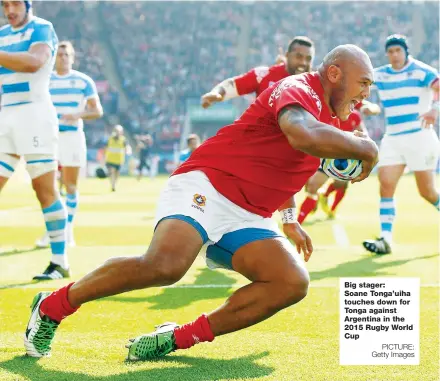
231,237,308,283
144,218,204,276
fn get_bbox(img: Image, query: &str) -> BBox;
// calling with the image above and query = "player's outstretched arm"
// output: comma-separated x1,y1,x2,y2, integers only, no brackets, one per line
201,78,239,109
0,44,50,73
279,105,378,161
279,105,378,182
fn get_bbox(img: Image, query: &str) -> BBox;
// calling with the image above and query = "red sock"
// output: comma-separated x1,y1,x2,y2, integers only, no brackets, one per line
298,196,317,224
40,282,79,323
174,314,215,349
331,187,346,212
324,182,337,197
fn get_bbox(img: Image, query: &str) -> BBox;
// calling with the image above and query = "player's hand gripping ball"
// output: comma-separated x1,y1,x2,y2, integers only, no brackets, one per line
320,158,363,181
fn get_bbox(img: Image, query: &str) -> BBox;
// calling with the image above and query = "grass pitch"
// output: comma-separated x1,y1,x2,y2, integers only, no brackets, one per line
0,173,438,381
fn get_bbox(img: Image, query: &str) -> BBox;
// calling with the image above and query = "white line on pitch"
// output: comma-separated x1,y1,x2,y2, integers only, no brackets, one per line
1,283,438,290
332,223,350,247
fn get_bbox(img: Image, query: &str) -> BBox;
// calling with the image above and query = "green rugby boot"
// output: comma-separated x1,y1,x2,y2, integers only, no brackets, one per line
126,322,178,361
24,292,59,357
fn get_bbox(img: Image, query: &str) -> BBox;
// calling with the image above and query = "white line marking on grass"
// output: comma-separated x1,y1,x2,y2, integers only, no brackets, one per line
0,206,33,216
332,223,350,247
2,283,438,290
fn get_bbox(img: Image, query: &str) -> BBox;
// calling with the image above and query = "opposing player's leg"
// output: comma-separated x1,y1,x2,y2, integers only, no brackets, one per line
27,156,70,280
24,218,204,357
363,164,405,254
298,170,328,224
415,170,439,210
63,166,81,246
363,134,406,255
127,235,309,360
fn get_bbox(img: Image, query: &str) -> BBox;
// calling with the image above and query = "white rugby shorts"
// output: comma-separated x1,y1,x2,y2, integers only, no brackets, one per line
378,128,440,171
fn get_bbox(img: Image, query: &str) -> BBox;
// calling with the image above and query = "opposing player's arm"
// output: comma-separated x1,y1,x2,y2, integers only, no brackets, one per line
0,43,50,73
278,105,377,161
80,97,104,120
419,78,439,128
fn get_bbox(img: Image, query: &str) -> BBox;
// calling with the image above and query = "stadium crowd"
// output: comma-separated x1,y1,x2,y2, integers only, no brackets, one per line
2,1,437,151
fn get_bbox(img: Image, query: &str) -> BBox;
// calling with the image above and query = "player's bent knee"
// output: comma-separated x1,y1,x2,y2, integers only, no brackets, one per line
275,268,310,309
138,254,187,287
0,153,20,178
25,154,57,179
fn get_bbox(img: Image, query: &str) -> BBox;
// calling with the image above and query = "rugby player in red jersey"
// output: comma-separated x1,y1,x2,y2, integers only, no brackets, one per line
201,36,314,108
24,45,378,361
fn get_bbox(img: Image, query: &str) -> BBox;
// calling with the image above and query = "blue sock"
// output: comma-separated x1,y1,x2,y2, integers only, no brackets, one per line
43,199,68,268
66,192,78,225
380,197,395,244
432,195,440,211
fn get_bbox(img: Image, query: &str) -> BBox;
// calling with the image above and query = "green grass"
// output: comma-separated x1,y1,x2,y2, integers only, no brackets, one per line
0,174,438,381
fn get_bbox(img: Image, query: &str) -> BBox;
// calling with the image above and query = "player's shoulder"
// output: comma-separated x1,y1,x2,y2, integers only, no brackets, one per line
374,64,391,74
70,70,96,83
251,65,270,80
269,72,323,111
30,16,54,29
269,63,287,73
410,58,438,74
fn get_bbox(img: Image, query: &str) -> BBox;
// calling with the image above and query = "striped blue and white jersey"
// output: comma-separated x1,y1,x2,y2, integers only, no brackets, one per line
374,57,439,136
0,16,58,107
50,70,98,132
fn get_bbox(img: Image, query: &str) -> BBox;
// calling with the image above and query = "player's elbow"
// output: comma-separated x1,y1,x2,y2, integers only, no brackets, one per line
288,134,316,154
24,62,41,73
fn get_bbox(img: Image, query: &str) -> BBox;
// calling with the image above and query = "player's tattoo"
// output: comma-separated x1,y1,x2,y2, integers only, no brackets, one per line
278,105,317,128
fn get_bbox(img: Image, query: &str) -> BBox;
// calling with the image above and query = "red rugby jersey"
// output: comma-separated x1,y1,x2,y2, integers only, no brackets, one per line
175,72,340,217
234,63,290,97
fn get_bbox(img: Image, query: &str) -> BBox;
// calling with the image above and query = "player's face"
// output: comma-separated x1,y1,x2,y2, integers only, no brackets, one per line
56,48,74,72
3,1,27,28
331,64,373,121
188,138,200,151
285,44,314,75
386,46,406,69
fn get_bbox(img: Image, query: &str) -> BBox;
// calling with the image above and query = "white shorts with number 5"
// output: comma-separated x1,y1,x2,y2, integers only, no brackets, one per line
0,102,58,156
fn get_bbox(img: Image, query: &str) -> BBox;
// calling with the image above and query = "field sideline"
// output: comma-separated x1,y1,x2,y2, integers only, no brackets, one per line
0,173,438,381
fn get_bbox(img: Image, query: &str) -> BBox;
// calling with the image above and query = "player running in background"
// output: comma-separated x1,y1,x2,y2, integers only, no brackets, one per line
201,36,314,108
24,45,378,359
363,35,440,255
136,134,153,181
36,41,103,248
0,1,70,281
105,124,130,192
298,101,381,223
179,133,200,164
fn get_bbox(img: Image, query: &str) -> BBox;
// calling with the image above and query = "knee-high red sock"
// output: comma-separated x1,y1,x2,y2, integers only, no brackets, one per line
174,314,215,349
331,187,346,212
298,196,318,224
39,282,79,323
324,182,337,197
